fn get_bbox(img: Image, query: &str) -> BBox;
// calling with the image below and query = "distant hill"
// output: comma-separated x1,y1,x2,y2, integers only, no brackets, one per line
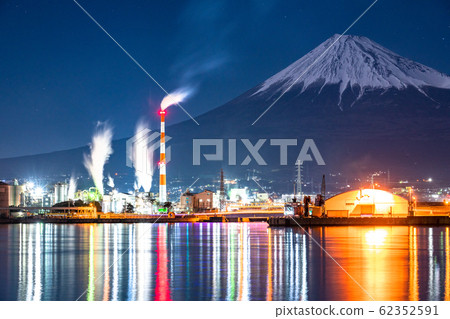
1,34,450,191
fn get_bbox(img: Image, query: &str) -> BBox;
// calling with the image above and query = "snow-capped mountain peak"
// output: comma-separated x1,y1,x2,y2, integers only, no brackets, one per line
253,34,450,105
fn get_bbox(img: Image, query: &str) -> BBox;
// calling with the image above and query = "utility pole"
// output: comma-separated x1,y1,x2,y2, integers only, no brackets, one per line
219,169,225,212
296,160,302,199
321,174,326,217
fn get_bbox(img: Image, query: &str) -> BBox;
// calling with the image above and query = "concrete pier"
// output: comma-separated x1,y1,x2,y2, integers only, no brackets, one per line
0,216,199,224
267,215,450,227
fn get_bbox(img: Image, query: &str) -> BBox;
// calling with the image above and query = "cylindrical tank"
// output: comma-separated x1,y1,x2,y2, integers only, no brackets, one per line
9,184,23,206
54,183,68,204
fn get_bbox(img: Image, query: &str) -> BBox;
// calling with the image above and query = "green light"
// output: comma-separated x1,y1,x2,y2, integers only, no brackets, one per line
87,187,102,202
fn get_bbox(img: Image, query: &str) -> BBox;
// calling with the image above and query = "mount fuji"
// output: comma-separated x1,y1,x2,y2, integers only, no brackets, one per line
253,34,450,109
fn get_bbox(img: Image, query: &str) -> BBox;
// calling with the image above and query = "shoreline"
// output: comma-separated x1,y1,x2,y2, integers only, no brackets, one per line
1,215,449,226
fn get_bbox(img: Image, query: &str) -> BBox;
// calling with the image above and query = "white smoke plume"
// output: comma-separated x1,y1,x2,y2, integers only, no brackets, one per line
68,175,77,200
107,174,115,188
83,122,114,195
133,120,154,193
160,88,192,110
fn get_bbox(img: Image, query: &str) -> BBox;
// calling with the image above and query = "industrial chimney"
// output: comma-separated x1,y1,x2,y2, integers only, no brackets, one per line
159,109,167,204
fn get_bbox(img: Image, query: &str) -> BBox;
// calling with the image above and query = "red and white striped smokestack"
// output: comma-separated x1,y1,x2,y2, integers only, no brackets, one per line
159,89,191,205
159,109,167,203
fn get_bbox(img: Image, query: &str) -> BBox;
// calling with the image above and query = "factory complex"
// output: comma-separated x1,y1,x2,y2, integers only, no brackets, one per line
1,176,449,222
1,98,449,222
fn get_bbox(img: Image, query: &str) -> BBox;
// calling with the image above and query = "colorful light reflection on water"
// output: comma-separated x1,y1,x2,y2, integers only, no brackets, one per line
0,223,449,301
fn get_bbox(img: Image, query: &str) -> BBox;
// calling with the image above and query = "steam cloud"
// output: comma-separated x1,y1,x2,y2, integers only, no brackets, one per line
107,174,115,188
83,122,114,195
68,175,77,200
160,88,192,110
133,120,154,193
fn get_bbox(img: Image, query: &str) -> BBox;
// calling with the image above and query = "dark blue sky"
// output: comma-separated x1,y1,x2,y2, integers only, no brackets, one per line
0,0,449,158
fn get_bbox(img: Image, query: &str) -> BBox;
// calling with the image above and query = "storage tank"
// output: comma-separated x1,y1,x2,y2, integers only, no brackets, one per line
54,183,68,204
9,184,23,207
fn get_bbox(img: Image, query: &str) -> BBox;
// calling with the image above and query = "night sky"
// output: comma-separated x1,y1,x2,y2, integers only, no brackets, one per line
0,0,449,158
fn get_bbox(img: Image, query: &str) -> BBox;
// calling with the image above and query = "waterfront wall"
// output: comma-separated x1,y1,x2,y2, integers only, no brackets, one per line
268,216,450,227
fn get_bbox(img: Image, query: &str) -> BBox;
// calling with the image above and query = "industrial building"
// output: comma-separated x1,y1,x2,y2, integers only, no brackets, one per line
0,181,24,204
229,188,248,203
0,181,26,217
102,192,136,214
325,189,409,217
255,192,270,202
180,189,215,213
0,182,10,217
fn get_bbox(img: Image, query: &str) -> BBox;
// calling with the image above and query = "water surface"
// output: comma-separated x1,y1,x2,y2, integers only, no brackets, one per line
0,223,449,301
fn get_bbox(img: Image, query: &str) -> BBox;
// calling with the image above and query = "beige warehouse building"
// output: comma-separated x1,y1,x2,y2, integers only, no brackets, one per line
325,189,408,217
180,189,215,213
